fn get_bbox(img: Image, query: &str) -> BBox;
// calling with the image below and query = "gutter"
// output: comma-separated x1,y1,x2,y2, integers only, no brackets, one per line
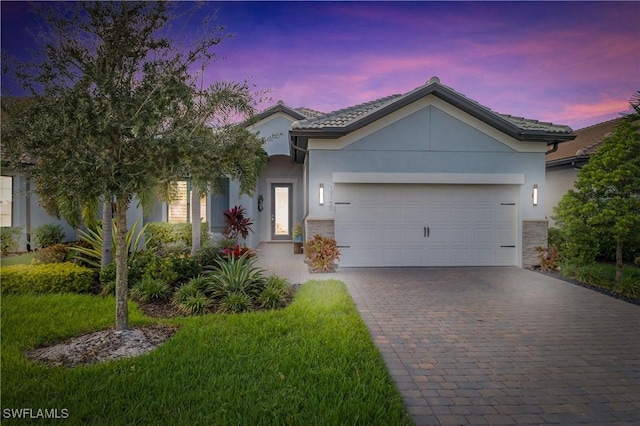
546,142,559,155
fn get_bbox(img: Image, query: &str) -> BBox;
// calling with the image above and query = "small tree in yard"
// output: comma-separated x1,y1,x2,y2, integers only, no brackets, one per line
553,118,640,282
2,2,263,330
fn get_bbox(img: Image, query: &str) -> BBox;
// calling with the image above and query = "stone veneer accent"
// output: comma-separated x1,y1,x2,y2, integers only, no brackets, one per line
305,219,334,240
522,220,548,269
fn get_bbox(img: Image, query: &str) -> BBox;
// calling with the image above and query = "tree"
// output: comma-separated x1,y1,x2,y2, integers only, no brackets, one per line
553,119,640,282
187,126,268,254
2,2,262,330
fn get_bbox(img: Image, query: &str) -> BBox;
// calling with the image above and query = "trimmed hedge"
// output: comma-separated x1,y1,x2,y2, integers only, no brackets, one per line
0,262,94,295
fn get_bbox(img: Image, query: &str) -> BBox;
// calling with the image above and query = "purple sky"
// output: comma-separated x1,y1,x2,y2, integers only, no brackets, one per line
2,1,639,130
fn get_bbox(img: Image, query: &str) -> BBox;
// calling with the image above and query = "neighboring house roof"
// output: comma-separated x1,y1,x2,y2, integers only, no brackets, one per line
245,101,324,127
545,117,623,168
290,76,575,162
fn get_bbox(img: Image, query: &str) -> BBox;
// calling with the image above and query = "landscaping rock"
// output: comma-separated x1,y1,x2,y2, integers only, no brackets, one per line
26,324,177,368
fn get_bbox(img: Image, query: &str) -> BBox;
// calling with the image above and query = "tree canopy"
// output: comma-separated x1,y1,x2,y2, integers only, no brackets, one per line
2,1,266,329
553,118,640,281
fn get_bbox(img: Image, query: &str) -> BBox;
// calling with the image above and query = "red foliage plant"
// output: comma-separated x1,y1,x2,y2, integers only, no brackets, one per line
222,205,254,240
304,234,341,272
220,243,255,259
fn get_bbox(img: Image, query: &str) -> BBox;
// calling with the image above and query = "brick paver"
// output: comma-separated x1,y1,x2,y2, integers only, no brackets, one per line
256,244,640,425
339,267,640,425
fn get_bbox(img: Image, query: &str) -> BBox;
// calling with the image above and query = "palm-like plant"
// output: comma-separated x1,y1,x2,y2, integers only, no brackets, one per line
73,218,149,269
205,253,265,312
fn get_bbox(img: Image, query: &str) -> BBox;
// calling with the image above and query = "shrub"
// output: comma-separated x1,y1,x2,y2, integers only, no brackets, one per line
33,224,65,248
220,243,254,259
574,264,612,288
535,245,561,271
144,222,210,251
162,241,190,256
206,253,265,313
218,291,252,313
172,282,211,315
33,244,69,264
613,276,640,299
304,234,341,272
186,275,211,294
1,262,94,294
140,254,178,284
0,226,22,254
130,278,170,303
222,206,253,240
168,253,201,283
258,275,292,309
193,238,236,267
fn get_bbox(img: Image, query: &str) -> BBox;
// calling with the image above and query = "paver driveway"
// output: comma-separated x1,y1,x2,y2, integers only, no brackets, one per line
338,267,640,425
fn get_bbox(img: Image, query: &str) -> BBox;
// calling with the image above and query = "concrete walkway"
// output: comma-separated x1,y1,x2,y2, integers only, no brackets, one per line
256,243,640,425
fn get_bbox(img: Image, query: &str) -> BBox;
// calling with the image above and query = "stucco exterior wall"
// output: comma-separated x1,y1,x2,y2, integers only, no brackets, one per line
304,102,548,267
545,166,578,227
245,111,304,247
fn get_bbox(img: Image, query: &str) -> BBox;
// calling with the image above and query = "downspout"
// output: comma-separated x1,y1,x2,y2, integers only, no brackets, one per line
545,141,559,155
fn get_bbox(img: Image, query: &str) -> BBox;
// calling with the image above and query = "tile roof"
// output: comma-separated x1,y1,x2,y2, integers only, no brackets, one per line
292,94,402,129
546,117,623,165
294,107,325,119
291,77,574,140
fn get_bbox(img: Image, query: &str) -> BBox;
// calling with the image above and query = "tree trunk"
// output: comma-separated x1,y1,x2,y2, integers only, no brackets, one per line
191,185,201,255
114,197,129,331
101,199,113,269
616,240,623,283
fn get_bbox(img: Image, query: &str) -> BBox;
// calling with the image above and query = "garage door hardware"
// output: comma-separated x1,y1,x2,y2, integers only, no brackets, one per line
501,245,516,248
423,226,430,237
500,202,516,205
335,202,351,205
337,245,351,248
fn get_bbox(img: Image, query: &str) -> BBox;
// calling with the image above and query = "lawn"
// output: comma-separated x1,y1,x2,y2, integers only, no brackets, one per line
1,280,413,425
0,252,36,266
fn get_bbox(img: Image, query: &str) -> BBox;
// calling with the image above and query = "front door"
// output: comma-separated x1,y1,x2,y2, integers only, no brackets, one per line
271,183,293,240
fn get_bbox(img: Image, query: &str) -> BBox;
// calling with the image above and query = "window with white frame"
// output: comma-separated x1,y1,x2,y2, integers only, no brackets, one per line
0,176,12,227
167,181,207,223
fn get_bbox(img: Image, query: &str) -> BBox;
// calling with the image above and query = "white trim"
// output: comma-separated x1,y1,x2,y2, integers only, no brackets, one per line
266,178,299,242
332,172,525,185
307,96,546,153
247,111,297,131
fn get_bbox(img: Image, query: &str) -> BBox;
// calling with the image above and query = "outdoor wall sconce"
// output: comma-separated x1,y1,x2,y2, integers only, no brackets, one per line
532,184,538,206
319,183,324,205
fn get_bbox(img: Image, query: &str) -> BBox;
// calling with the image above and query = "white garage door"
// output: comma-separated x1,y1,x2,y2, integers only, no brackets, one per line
334,184,517,267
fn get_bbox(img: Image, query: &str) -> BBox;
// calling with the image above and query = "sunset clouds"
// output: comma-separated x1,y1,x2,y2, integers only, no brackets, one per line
2,1,638,130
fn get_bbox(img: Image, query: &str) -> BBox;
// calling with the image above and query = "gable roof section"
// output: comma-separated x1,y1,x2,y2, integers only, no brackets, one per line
545,117,623,168
290,77,575,162
244,101,324,127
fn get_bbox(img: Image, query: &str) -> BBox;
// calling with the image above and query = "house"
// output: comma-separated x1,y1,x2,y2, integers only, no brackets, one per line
3,77,575,268
248,77,575,268
545,117,623,227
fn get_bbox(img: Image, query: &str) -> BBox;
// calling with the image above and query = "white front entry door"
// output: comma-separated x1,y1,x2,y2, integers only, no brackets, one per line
335,184,517,267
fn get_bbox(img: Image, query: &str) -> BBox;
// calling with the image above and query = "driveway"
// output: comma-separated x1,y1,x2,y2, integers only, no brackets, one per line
337,267,640,425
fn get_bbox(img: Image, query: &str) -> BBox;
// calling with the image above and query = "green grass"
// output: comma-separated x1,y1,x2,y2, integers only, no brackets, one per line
1,280,412,425
1,252,36,266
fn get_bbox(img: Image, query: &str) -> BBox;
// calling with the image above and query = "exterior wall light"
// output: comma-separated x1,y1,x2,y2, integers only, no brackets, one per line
319,183,324,205
532,184,538,206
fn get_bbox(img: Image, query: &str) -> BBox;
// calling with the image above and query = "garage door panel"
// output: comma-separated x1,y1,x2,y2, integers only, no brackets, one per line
335,183,517,267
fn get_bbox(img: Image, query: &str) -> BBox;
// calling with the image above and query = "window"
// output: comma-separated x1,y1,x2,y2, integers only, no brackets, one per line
167,181,207,223
0,176,12,227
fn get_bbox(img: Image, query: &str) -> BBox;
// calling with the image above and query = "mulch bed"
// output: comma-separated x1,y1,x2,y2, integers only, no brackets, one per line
535,269,640,306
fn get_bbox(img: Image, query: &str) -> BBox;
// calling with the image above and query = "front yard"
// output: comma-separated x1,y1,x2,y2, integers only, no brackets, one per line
1,280,412,425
